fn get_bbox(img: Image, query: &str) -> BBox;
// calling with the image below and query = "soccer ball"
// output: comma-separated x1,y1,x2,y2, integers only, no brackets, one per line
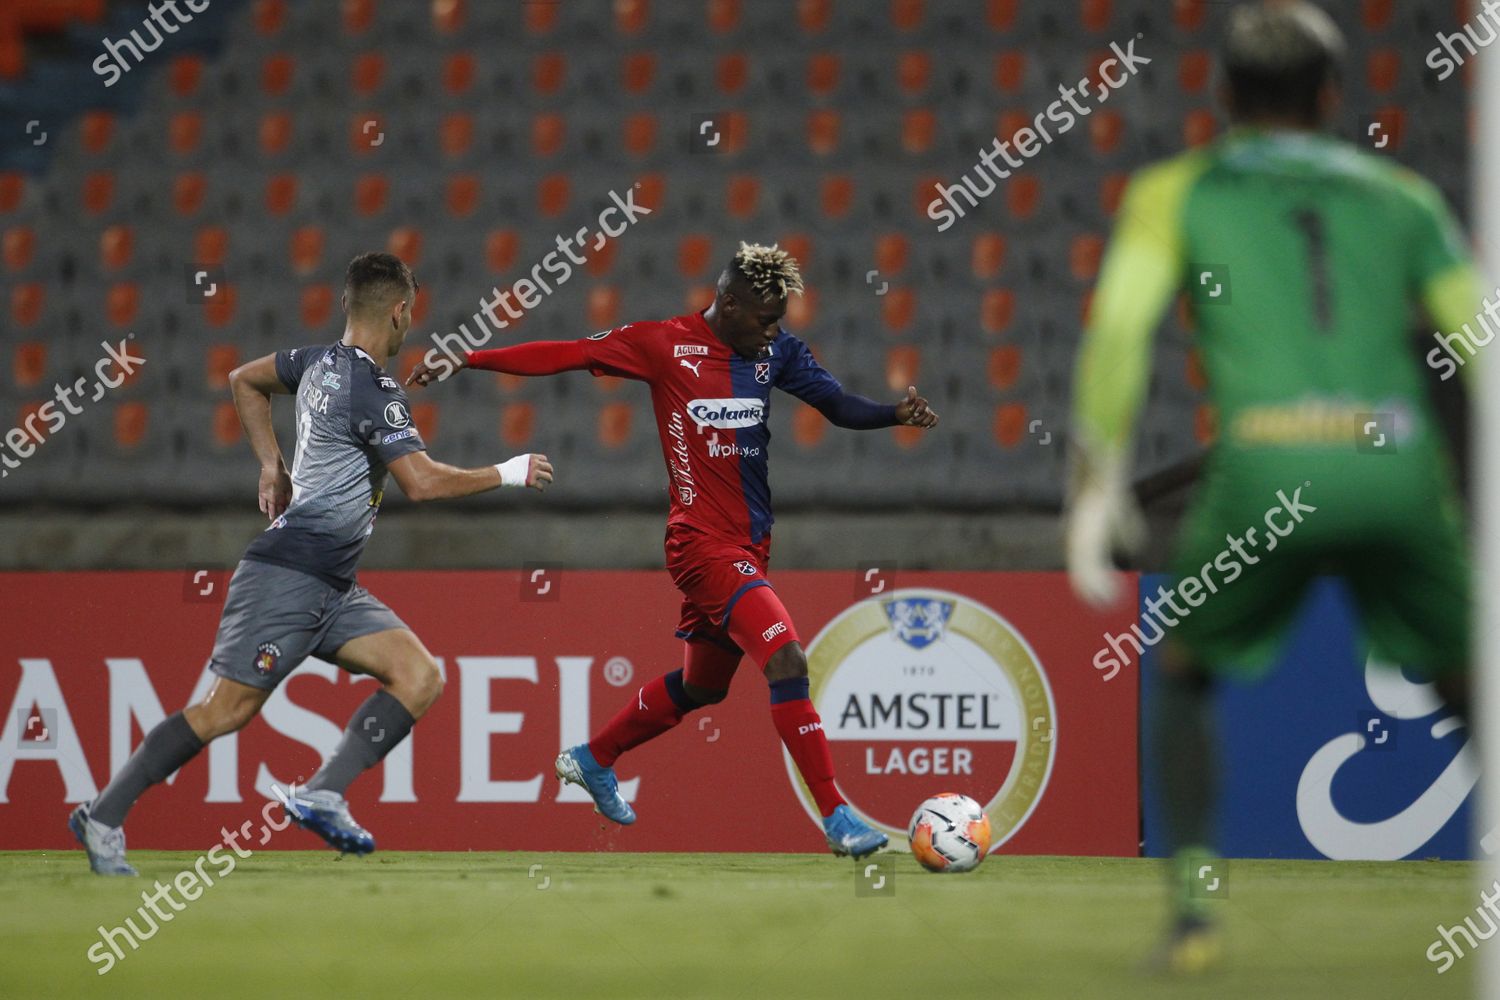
908,793,992,873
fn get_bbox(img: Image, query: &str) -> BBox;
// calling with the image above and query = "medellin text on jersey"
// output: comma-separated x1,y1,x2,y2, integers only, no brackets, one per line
241,343,426,588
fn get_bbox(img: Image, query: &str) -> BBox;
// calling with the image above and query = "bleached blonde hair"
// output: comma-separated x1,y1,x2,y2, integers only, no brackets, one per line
727,242,804,301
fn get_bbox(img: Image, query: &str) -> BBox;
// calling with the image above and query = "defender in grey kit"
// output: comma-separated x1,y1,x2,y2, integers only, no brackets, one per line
72,253,554,874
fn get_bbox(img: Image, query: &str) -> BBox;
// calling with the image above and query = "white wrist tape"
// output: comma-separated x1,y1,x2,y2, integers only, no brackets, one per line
496,454,531,487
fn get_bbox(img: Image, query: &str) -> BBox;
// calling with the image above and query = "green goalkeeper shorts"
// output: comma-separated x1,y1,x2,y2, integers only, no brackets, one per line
1166,445,1470,679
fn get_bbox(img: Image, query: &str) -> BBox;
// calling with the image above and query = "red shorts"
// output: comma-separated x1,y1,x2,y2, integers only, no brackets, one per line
665,524,800,670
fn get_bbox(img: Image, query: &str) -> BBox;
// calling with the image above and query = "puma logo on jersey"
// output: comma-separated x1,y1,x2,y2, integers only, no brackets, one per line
679,359,704,377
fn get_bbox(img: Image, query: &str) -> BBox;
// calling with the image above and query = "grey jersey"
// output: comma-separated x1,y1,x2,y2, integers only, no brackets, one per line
242,343,425,589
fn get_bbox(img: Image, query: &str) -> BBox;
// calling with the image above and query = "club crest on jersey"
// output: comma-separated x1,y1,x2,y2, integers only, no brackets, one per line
755,361,771,384
674,345,709,357
384,401,410,428
321,371,342,390
734,560,757,576
254,642,282,676
884,598,954,650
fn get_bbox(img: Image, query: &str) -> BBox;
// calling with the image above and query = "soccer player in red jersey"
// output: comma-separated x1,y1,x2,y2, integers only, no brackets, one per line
409,243,937,856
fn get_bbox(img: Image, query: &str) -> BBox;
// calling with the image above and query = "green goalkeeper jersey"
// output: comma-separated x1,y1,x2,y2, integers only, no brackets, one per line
1074,128,1480,460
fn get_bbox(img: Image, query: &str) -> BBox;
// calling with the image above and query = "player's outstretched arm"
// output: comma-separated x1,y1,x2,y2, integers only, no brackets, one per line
388,450,553,502
407,341,592,387
811,384,938,430
227,354,293,520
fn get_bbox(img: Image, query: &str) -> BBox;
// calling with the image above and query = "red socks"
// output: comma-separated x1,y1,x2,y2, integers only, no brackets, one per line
588,670,690,767
770,678,846,817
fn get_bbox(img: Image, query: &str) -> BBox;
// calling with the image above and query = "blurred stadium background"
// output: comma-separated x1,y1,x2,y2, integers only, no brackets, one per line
0,0,1469,572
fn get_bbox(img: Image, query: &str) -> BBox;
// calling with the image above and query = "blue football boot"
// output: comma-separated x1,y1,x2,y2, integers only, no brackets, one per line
824,804,889,858
554,744,636,825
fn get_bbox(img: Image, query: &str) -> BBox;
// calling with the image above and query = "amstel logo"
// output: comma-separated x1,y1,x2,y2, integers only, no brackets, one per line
787,589,1057,851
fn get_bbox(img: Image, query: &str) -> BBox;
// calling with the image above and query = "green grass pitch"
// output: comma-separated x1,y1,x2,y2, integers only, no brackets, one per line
0,851,1474,999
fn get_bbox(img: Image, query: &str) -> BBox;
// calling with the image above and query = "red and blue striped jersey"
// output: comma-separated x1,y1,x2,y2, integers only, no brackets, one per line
582,311,847,545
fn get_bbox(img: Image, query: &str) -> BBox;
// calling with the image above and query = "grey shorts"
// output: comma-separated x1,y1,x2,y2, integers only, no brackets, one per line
209,559,408,690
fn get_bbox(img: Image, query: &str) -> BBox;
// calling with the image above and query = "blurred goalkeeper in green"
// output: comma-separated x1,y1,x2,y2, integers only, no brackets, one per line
1065,0,1482,974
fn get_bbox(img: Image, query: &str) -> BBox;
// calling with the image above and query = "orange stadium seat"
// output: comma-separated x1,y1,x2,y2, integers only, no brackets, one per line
0,173,22,213
799,0,832,34
993,402,1027,449
524,0,558,34
616,0,648,35
1195,403,1216,445
443,52,475,95
1186,349,1207,392
901,109,934,154
259,113,292,156
301,285,333,329
341,0,373,35
1090,110,1123,155
80,111,114,155
971,233,1006,279
432,0,464,36
175,173,206,216
893,424,924,449
587,240,616,277
532,113,565,156
637,174,665,211
265,173,298,215
598,402,634,449
533,52,566,94
727,176,759,218
1082,0,1112,32
441,113,473,157
1363,0,1393,30
205,344,239,391
875,233,909,275
291,226,324,274
623,113,656,157
537,174,569,216
1368,50,1399,93
486,229,519,272
100,225,132,270
981,289,1014,334
707,0,740,34
351,113,385,156
13,342,45,388
781,233,812,269
411,403,438,443
897,51,930,96
588,286,620,328
988,345,1021,391
1100,173,1128,216
354,174,388,216
212,401,241,448
168,54,202,97
2,226,33,271
1007,175,1039,219
912,175,942,217
106,283,139,328
1180,51,1211,93
882,288,916,333
205,285,237,328
678,235,712,278
807,110,840,156
501,403,535,447
807,53,839,95
1070,233,1105,281
195,226,228,266
254,0,286,36
388,226,423,265
995,52,1025,93
352,52,384,95
987,0,1017,30
622,52,656,94
792,404,826,450
168,112,203,155
446,175,479,217
11,284,42,327
262,53,294,96
891,0,924,32
594,374,623,395
885,346,920,392
821,175,853,218
114,402,149,450
717,53,747,94
786,286,817,328
1175,0,1207,31
1184,109,1217,148
83,171,114,214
